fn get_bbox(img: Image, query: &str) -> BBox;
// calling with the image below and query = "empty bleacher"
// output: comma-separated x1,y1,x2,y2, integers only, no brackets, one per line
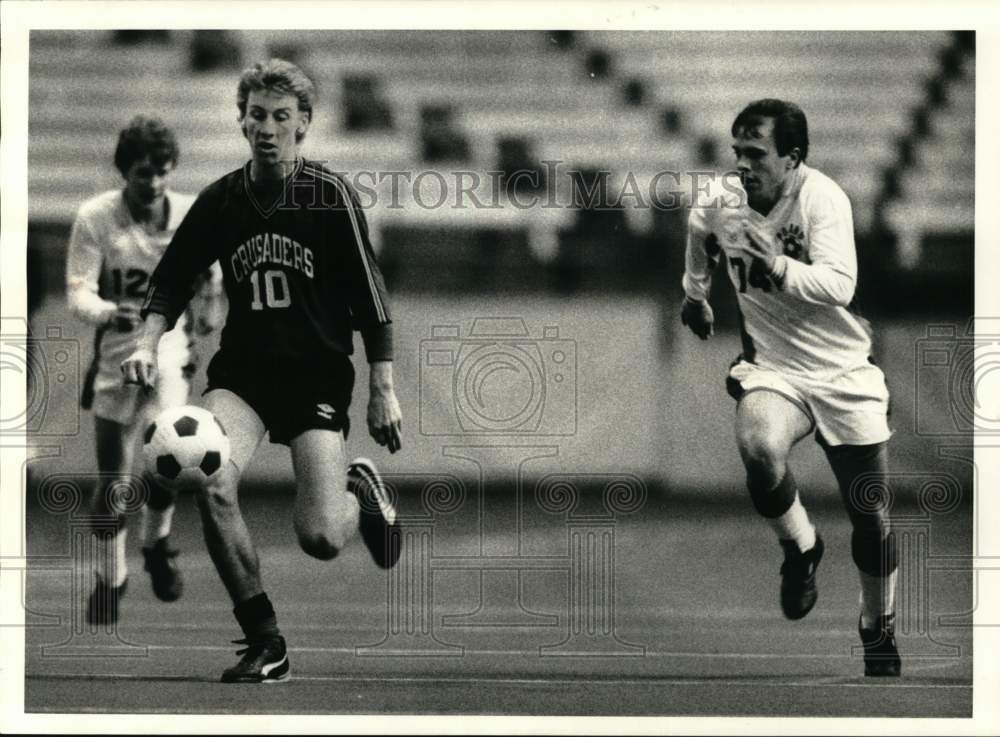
27,29,966,293
885,56,974,271
592,31,950,234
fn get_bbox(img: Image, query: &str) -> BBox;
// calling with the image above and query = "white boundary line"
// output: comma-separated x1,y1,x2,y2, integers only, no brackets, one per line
24,668,970,689
21,642,976,661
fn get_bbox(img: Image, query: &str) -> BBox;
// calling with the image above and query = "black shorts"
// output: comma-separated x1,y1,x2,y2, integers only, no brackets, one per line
205,350,355,446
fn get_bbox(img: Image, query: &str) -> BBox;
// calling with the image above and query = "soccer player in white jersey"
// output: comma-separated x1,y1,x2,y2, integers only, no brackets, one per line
66,116,223,625
680,99,900,676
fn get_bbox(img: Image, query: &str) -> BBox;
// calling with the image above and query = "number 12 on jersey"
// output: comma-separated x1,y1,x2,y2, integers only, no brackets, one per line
249,269,292,310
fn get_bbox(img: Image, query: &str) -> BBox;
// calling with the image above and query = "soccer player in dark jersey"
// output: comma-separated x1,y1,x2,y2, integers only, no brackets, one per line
121,59,402,683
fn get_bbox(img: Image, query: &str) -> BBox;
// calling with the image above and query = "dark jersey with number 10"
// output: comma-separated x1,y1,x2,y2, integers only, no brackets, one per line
142,159,391,369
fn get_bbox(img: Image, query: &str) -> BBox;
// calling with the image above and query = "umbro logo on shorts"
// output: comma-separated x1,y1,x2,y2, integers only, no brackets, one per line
315,403,335,420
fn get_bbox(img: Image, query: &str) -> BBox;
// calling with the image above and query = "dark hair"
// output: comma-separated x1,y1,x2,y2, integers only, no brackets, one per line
113,115,179,176
731,99,809,163
236,58,316,141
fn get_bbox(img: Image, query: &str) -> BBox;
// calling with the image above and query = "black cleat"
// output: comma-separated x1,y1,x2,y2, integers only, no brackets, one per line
347,457,401,569
859,613,901,677
86,575,128,626
142,537,184,602
221,635,291,683
779,533,824,620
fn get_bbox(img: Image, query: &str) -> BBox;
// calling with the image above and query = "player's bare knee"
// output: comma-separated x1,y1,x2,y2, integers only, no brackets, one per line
297,531,341,561
740,439,787,491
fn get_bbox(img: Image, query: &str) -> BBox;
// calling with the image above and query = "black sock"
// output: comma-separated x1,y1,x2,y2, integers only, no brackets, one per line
748,467,797,519
233,592,280,640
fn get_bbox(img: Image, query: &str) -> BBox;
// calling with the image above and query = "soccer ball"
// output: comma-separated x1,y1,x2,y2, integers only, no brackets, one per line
143,405,230,489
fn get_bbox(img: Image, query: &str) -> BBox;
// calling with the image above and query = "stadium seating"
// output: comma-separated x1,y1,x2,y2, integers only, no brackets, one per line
884,57,974,269
590,31,951,234
28,29,963,278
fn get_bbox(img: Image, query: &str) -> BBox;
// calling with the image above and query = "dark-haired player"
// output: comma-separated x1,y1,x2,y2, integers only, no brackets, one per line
680,99,900,676
66,115,223,625
122,59,402,683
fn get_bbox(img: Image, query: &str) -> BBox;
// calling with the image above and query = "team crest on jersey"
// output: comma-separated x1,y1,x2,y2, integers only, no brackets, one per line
778,223,805,260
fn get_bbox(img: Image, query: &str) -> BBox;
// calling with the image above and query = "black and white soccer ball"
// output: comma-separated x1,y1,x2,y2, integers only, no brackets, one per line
143,405,230,490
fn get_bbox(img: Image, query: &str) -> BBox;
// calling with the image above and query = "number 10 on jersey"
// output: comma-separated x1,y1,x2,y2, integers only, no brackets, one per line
249,269,291,310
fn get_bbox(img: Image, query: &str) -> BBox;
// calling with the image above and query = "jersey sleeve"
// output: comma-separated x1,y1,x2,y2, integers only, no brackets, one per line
142,189,221,328
771,185,856,306
65,204,117,325
681,205,717,302
335,177,392,328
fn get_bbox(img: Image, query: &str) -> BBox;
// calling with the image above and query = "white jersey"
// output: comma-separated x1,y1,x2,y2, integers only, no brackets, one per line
66,189,219,377
683,164,874,378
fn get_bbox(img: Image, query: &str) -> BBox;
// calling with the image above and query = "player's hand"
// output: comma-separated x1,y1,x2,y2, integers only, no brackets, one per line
367,386,403,454
680,296,714,340
739,221,777,273
112,304,141,333
94,301,119,326
121,347,158,391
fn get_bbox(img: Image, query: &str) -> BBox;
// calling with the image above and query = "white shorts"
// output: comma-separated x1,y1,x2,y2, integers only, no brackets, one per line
85,323,193,426
727,359,892,446
90,367,190,426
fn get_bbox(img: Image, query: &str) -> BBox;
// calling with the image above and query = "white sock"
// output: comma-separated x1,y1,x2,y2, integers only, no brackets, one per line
93,527,128,587
859,569,897,628
140,504,175,548
767,492,817,553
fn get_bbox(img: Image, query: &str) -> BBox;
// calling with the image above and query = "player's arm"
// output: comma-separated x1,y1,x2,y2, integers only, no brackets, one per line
65,206,121,326
122,191,220,388
336,177,402,453
141,191,221,327
120,312,170,389
361,322,402,454
679,205,716,339
366,358,401,453
744,188,857,306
